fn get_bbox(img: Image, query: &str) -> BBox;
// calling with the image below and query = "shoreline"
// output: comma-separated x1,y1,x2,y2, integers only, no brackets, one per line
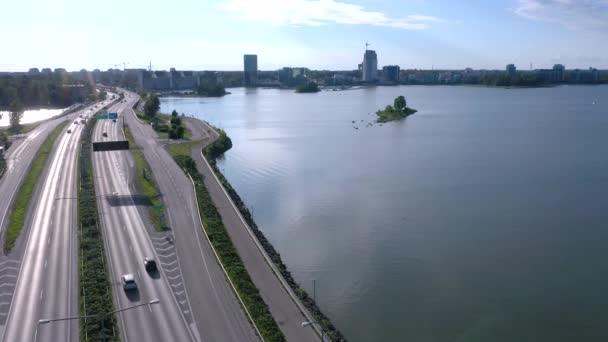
198,122,346,341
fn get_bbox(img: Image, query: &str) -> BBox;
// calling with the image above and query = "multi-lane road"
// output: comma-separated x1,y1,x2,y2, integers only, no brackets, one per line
0,88,321,342
1,99,114,342
119,94,259,341
92,97,197,342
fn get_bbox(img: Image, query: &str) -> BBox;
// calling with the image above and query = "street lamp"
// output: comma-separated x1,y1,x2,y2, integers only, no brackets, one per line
301,320,325,341
36,299,160,342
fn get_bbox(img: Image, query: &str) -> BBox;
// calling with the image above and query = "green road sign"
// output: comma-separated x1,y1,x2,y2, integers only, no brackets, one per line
96,114,108,119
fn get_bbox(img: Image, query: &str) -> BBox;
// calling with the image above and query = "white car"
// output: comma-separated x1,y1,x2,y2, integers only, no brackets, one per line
121,274,137,291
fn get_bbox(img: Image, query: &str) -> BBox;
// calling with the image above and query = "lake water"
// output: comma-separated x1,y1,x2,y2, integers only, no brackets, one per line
161,85,608,342
0,108,65,127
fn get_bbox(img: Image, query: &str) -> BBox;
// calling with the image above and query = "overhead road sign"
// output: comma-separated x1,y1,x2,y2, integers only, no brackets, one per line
93,141,130,152
108,112,119,119
96,114,108,120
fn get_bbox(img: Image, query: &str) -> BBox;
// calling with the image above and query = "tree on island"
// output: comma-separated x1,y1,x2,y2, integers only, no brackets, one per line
295,81,319,93
197,81,226,97
394,95,406,111
376,95,417,123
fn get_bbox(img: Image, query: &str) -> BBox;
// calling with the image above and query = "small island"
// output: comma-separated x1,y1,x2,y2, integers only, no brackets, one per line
295,81,320,93
375,95,417,123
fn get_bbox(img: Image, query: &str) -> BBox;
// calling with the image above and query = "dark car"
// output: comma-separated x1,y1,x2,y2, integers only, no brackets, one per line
102,132,108,137
144,257,157,272
112,119,116,122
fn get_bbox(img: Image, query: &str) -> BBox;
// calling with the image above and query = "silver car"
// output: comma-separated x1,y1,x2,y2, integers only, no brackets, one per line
121,274,137,291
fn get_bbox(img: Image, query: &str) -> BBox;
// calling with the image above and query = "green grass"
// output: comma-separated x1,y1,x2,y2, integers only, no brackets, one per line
375,107,417,123
135,110,192,140
79,117,118,341
172,153,285,342
123,127,167,231
167,139,206,158
203,130,346,341
4,121,68,253
0,157,6,179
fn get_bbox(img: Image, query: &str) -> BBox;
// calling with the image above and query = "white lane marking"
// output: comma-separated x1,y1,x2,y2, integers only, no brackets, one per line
0,267,19,271
0,260,20,267
47,237,51,245
39,289,44,300
44,259,48,269
161,260,177,267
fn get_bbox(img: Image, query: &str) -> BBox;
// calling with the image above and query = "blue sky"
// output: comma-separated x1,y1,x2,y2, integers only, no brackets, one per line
2,0,608,71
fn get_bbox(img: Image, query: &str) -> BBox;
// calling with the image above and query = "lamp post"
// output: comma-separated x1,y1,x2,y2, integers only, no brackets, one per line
301,320,325,341
36,299,160,342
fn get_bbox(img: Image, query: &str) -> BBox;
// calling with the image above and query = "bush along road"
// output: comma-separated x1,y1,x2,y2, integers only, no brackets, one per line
78,117,119,341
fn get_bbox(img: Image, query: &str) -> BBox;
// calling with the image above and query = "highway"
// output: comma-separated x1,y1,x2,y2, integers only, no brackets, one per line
92,97,196,342
1,98,114,342
122,93,258,341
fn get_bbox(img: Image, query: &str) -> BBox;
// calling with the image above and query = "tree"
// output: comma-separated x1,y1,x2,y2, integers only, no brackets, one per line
170,116,182,127
176,125,185,139
9,99,24,131
1,131,9,149
144,94,160,119
171,110,178,117
394,96,406,112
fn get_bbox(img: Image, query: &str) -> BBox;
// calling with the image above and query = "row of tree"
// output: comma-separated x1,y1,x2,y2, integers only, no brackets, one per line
0,74,98,109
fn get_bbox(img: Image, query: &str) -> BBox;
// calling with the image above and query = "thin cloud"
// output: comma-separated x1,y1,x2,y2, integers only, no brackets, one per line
513,0,608,30
219,0,445,29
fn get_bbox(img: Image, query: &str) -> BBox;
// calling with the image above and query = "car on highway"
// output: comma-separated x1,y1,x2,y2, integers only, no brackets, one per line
102,132,108,137
112,119,116,122
67,129,72,134
144,257,157,273
121,274,137,291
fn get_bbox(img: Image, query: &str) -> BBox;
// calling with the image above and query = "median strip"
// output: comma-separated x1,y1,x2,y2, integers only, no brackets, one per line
123,127,167,231
78,117,118,341
4,121,68,253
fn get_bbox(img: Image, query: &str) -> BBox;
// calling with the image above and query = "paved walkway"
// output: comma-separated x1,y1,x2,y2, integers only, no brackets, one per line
182,118,320,342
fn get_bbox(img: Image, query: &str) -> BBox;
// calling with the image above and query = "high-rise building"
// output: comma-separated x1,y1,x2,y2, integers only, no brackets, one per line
382,65,400,83
362,50,378,82
506,64,516,76
244,54,258,86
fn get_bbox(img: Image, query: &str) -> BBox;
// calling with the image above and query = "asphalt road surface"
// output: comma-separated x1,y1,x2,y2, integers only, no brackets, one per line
92,97,196,342
1,99,114,342
123,93,258,342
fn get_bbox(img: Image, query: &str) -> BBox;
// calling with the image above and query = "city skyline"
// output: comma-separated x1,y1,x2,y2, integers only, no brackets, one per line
2,0,608,72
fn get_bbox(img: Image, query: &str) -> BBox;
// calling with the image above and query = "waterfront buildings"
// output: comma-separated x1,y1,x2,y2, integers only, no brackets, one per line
506,64,516,76
362,50,378,82
382,65,400,84
244,54,258,87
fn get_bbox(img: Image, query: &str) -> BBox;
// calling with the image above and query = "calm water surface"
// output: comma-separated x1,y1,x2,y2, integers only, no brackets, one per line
162,85,608,342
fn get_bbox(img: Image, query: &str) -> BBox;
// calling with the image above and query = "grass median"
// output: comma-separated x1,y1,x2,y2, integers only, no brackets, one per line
4,121,68,253
168,146,285,342
123,127,167,231
78,117,118,341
